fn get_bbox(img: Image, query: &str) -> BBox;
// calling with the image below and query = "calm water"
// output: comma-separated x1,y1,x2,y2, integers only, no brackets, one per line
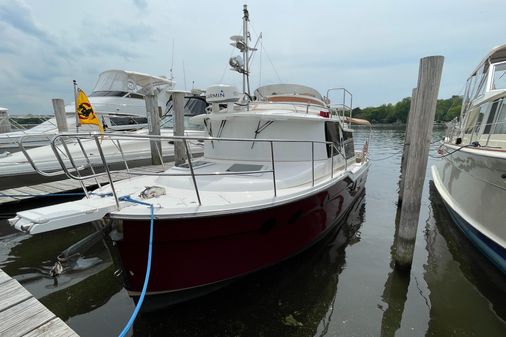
0,128,505,337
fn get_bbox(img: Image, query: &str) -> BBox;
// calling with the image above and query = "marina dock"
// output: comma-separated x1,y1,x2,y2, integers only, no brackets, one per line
0,269,78,337
0,164,166,205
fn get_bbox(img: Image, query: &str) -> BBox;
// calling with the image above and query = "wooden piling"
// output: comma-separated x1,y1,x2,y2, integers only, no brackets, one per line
394,56,444,270
52,99,68,133
172,91,187,165
0,108,11,133
398,88,417,205
145,94,162,165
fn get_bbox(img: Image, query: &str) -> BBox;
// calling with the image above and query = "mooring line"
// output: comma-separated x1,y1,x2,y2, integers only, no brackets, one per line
117,195,155,337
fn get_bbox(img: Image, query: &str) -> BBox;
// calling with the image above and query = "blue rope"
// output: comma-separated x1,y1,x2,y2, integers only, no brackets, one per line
118,195,155,337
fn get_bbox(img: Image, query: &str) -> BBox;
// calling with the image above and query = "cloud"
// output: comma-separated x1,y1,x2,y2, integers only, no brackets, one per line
0,0,54,45
133,0,148,10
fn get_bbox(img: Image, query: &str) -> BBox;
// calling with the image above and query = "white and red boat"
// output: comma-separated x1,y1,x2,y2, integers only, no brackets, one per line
9,5,370,309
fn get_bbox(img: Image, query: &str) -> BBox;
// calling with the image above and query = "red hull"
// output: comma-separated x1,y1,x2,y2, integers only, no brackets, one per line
114,169,368,300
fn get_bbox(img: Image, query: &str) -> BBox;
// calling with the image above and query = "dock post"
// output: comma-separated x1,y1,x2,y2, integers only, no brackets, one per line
394,56,444,270
0,108,11,133
145,94,162,165
398,88,417,205
172,91,187,165
52,99,68,132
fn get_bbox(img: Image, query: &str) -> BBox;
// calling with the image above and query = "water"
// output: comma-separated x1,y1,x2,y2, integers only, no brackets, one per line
0,128,505,337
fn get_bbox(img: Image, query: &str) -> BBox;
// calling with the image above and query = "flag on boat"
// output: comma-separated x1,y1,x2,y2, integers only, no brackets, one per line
76,88,104,133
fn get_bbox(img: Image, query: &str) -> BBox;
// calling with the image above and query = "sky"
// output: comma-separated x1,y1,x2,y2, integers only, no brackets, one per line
0,0,505,115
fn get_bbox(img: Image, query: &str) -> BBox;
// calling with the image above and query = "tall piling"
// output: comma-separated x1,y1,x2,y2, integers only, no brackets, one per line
398,88,417,205
394,56,444,270
145,94,162,165
172,91,187,165
52,99,68,132
0,108,11,133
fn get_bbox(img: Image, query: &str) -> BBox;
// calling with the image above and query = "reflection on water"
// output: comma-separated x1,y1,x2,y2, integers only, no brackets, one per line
379,204,411,337
0,127,504,337
425,183,506,336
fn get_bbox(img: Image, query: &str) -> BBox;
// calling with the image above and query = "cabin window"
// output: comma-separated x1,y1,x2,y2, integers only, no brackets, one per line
161,96,208,131
473,65,488,99
492,63,506,90
164,96,208,116
89,91,128,97
325,122,340,158
342,130,355,159
493,104,506,134
483,101,499,134
109,116,148,126
125,93,144,99
464,107,481,134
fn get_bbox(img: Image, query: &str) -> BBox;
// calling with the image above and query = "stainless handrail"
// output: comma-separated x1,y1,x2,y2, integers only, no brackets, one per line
43,132,357,208
270,141,277,196
18,134,86,177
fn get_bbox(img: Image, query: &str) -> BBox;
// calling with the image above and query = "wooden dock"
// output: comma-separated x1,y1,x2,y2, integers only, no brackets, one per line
0,269,78,337
0,164,166,205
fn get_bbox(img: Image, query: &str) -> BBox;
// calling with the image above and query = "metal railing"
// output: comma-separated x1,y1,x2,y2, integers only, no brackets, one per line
326,88,353,125
20,132,353,208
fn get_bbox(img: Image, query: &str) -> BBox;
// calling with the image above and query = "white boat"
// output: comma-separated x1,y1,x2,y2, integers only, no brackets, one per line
9,5,371,310
431,44,506,274
0,94,207,189
0,70,175,153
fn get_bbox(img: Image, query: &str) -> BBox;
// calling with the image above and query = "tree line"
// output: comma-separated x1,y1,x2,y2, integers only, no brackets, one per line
352,95,462,124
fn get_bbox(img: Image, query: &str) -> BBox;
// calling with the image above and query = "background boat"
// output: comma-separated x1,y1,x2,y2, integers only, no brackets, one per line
431,44,506,274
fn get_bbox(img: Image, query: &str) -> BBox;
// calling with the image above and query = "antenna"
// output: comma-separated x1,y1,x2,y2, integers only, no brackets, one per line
182,60,187,91
170,39,175,81
228,4,257,96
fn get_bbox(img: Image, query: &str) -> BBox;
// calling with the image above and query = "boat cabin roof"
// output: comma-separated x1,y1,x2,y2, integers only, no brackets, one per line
92,70,175,96
470,44,506,76
254,84,324,102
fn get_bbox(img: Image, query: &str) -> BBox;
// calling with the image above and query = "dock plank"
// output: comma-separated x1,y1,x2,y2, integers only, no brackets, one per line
11,186,50,197
0,297,55,337
0,269,12,284
0,269,79,336
25,183,63,194
24,318,79,337
0,162,168,206
0,279,32,311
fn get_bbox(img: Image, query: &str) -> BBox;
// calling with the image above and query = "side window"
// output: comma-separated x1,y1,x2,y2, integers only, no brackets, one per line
342,130,355,159
483,101,499,134
325,122,340,158
493,104,506,134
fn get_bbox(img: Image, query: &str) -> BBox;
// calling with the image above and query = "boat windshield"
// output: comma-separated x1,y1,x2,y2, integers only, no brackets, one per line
161,96,207,130
92,71,131,94
90,70,172,97
492,63,506,90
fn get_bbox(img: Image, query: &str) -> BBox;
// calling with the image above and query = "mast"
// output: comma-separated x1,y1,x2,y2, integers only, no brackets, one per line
242,4,249,95
229,4,257,96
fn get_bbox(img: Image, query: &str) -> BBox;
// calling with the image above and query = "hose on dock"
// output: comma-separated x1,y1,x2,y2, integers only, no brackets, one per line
117,195,155,337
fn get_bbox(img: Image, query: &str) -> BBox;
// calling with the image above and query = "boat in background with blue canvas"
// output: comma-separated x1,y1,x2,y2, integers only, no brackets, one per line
431,44,506,274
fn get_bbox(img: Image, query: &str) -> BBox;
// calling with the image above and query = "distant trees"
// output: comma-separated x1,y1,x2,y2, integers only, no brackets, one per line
352,95,462,124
